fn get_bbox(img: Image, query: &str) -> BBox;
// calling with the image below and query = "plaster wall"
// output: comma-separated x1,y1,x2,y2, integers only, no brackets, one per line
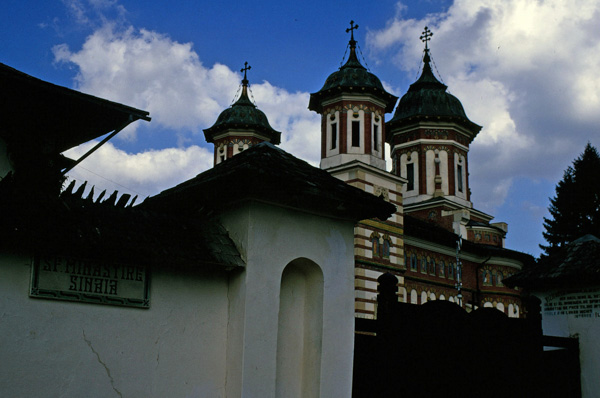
534,288,600,398
0,252,230,398
220,201,356,398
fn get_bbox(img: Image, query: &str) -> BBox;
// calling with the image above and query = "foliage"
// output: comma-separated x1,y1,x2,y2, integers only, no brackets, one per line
541,143,600,258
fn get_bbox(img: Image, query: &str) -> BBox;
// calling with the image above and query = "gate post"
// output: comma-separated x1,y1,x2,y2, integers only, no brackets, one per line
376,273,398,338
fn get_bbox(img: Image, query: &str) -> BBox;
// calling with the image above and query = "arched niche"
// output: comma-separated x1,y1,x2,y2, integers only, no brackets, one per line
276,258,324,398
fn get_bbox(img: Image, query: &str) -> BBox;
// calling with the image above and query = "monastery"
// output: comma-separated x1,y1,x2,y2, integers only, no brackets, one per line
201,23,533,319
0,23,534,397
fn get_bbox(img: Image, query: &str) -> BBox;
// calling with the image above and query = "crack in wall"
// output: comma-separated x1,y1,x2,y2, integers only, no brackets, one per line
82,330,123,398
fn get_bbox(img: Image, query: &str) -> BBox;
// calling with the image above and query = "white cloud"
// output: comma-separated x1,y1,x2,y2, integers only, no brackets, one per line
367,0,600,213
54,24,240,140
249,81,321,166
64,142,213,199
55,22,322,195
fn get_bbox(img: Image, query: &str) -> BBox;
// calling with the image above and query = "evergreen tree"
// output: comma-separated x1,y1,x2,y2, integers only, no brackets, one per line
541,143,600,258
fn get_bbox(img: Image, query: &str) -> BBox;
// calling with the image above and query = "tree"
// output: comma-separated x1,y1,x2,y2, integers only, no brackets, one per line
541,143,600,258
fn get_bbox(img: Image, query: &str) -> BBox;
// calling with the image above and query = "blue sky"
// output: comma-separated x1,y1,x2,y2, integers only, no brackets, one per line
3,0,600,258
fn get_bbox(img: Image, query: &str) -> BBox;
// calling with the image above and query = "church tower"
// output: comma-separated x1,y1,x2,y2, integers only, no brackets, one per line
388,28,510,246
310,22,405,319
386,27,481,209
204,62,281,166
309,21,397,171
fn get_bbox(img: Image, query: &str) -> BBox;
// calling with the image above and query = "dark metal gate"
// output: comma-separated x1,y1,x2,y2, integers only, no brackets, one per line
353,273,580,398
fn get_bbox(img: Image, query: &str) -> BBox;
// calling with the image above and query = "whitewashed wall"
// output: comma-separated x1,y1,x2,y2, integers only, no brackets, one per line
0,252,230,398
221,201,356,398
535,288,600,398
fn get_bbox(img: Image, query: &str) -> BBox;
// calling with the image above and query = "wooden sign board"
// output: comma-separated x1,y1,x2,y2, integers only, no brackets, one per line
30,254,150,308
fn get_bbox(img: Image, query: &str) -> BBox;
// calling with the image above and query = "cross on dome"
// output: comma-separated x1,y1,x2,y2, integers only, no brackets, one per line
241,61,251,86
346,20,359,49
420,26,433,51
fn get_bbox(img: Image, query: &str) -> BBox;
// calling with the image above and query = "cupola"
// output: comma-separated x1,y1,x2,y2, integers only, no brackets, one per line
386,27,481,208
309,21,397,171
204,62,281,165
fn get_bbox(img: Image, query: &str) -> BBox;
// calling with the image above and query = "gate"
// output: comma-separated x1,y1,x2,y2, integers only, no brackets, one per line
353,273,580,398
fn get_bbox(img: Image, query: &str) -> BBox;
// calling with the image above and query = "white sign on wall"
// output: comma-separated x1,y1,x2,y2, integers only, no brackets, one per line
30,254,150,308
543,288,600,319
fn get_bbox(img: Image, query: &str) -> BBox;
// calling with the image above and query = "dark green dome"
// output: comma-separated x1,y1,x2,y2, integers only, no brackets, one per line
388,52,477,128
309,41,397,113
204,84,281,144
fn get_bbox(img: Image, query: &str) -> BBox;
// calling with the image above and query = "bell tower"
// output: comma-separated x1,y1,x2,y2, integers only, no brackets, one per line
309,21,397,171
204,62,281,166
386,27,481,209
309,21,405,320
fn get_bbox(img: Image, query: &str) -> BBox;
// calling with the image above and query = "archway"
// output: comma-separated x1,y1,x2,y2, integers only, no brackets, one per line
276,258,324,398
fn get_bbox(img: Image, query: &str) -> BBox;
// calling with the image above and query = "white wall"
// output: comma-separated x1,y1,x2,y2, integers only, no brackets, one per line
221,201,356,398
535,288,600,398
0,252,230,398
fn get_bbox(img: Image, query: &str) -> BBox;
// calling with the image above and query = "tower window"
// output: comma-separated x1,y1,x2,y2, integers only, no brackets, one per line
407,163,415,191
352,121,360,147
373,124,379,151
457,164,463,192
331,122,337,150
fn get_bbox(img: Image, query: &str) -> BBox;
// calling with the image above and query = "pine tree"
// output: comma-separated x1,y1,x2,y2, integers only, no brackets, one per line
541,143,600,258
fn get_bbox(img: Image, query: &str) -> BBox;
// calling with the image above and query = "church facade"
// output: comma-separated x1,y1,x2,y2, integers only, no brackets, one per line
306,25,533,319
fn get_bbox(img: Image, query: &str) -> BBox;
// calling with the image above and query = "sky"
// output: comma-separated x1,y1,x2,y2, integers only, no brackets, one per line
2,0,600,258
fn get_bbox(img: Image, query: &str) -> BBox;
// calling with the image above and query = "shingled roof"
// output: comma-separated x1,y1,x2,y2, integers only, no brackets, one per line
0,63,150,154
0,175,243,271
405,215,534,264
505,235,600,289
143,142,396,221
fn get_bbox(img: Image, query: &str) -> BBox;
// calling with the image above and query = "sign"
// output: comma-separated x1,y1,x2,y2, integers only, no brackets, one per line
30,254,150,308
543,288,600,319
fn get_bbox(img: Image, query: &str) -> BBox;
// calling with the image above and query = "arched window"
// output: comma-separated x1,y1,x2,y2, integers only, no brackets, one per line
382,236,391,258
410,289,418,304
430,292,436,301
399,287,407,303
370,232,381,258
411,254,418,271
421,257,427,273
448,263,454,279
429,259,436,275
496,271,504,287
439,294,446,301
439,260,445,277
421,291,428,304
483,270,491,286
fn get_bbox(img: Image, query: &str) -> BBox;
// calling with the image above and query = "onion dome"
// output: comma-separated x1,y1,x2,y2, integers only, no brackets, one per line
387,49,480,132
204,66,281,145
309,22,397,113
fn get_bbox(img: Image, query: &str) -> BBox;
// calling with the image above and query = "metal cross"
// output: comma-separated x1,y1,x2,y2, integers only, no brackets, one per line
420,26,433,50
241,62,251,80
346,20,359,40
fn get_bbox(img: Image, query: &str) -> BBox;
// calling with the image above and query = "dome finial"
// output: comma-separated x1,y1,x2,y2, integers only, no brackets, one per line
240,61,251,90
420,26,433,62
346,20,359,49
